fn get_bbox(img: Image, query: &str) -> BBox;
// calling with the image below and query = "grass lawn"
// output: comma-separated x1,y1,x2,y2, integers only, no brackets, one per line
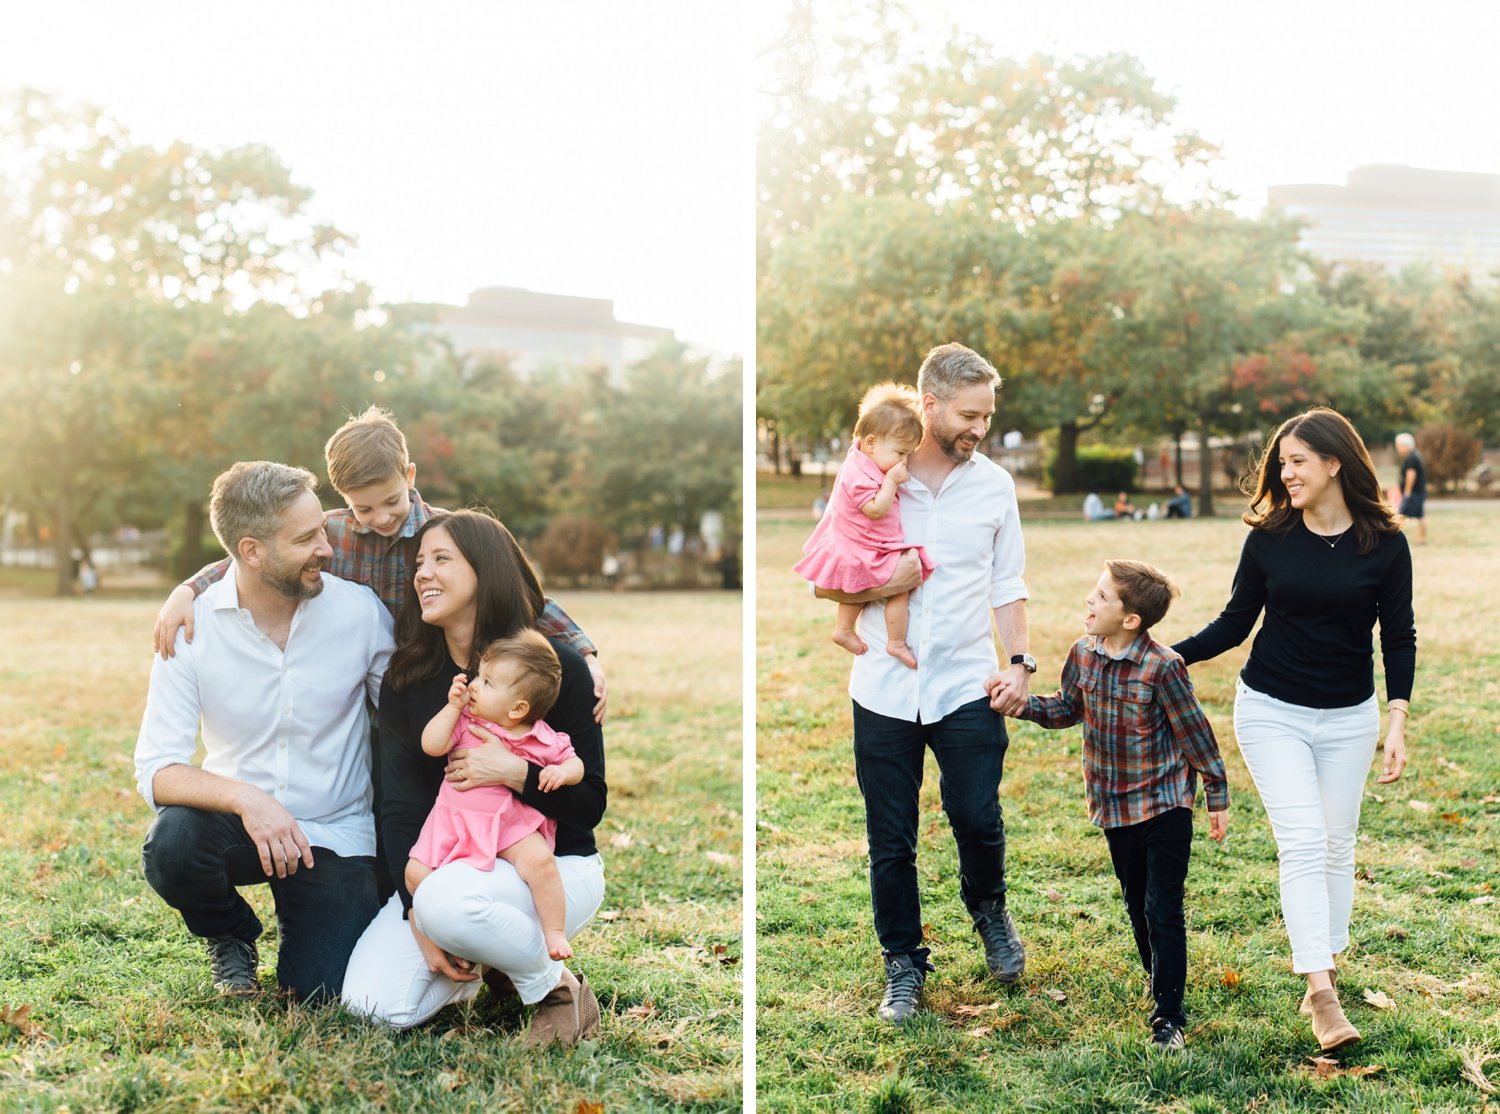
757,500,1500,1112
0,584,742,1112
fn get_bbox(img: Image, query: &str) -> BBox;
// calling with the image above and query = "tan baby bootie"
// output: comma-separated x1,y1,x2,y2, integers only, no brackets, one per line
1306,988,1361,1052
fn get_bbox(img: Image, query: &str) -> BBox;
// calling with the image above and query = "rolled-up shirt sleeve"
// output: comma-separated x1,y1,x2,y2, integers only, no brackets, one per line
989,481,1029,609
134,640,202,811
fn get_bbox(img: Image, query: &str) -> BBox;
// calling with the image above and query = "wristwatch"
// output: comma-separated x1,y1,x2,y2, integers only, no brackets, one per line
1010,653,1037,674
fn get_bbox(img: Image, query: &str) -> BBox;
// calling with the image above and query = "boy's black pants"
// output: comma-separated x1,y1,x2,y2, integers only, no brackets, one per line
1103,806,1193,1029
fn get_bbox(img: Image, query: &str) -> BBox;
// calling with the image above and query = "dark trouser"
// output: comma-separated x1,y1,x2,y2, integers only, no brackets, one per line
1103,806,1193,1028
142,806,379,1004
852,696,1010,965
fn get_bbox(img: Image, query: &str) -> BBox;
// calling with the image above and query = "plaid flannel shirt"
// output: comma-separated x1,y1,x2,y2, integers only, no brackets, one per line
1019,634,1227,830
183,488,595,657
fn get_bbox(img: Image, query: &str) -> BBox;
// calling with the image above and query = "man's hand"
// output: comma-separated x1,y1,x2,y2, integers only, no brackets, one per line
1207,810,1228,842
236,786,314,878
585,654,607,724
153,585,197,660
447,673,470,711
815,550,922,604
410,918,478,982
986,665,1032,717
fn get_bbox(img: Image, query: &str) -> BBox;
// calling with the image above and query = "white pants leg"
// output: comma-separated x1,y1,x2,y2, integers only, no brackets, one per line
1234,681,1378,974
342,853,605,1028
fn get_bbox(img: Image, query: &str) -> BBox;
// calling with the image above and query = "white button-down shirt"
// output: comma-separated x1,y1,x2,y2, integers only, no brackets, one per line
848,452,1029,724
134,567,396,858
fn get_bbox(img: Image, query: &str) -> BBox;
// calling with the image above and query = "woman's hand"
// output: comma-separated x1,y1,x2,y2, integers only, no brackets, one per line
410,917,478,982
1376,718,1408,783
446,723,529,792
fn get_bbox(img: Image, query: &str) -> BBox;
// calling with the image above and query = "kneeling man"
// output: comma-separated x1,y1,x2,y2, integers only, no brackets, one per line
134,461,394,1002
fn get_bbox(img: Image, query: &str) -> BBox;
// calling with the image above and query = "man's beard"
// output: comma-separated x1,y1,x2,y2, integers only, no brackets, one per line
261,550,325,600
932,422,979,464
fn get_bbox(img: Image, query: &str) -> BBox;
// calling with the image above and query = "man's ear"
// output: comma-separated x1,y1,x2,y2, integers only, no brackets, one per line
237,535,265,568
1123,613,1142,631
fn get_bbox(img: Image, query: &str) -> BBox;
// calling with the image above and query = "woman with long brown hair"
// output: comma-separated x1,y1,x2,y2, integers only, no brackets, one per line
342,510,607,1044
1172,407,1414,1052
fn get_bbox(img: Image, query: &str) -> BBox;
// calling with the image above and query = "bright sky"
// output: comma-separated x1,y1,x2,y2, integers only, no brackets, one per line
758,0,1500,215
1,2,752,356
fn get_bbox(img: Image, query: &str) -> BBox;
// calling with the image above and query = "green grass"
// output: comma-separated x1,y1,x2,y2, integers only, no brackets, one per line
757,501,1500,1112
0,587,742,1112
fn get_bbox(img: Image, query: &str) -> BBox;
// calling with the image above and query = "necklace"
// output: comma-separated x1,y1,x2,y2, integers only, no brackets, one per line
1311,523,1350,549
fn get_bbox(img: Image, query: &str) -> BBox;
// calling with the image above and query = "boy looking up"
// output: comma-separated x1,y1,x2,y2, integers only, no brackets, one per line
152,406,606,720
1011,559,1228,1050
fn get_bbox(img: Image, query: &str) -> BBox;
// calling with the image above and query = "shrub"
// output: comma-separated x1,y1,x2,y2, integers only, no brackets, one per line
529,515,613,585
1045,444,1138,493
1415,423,1482,493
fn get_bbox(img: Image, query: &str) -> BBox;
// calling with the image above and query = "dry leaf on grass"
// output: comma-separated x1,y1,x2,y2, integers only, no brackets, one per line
597,909,621,922
1472,895,1495,906
1440,812,1465,823
1459,1046,1499,1095
0,1004,45,1038
1044,888,1065,902
704,851,737,866
1221,969,1241,987
1043,988,1067,1003
625,1003,657,1019
1363,988,1396,1010
1409,800,1432,812
1304,1056,1384,1080
573,1102,606,1114
609,833,633,849
967,1025,994,1038
954,1002,1000,1017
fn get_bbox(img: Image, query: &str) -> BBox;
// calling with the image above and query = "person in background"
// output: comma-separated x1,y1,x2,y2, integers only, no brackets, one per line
1394,432,1426,545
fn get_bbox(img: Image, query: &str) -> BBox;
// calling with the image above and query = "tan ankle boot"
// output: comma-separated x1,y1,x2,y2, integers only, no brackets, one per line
1306,988,1360,1051
1300,971,1336,1016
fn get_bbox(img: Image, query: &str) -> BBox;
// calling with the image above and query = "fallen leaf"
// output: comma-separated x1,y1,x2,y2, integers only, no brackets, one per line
704,851,737,866
1043,988,1067,1003
1459,1045,1499,1095
1044,888,1065,902
1363,989,1396,1010
597,909,621,922
625,1003,656,1019
1385,926,1408,940
1472,895,1495,906
967,1025,994,1038
1366,792,1385,803
1440,813,1464,824
954,1003,1000,1017
1482,795,1500,805
1429,869,1455,879
609,833,632,849
1409,800,1432,812
1461,858,1479,869
0,1004,45,1038
1304,1055,1385,1080
573,1102,606,1114
1221,969,1241,987
435,1071,462,1091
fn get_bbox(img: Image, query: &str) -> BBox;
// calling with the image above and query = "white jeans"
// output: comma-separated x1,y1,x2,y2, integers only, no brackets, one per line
1234,681,1379,974
342,853,605,1028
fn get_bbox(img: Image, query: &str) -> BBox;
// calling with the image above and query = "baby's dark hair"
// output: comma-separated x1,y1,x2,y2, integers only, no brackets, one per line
1104,559,1180,633
852,382,923,446
479,628,563,721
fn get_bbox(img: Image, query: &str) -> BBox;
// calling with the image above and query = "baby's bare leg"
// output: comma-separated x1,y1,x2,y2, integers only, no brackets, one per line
404,858,433,898
832,601,868,656
499,833,572,959
884,590,917,668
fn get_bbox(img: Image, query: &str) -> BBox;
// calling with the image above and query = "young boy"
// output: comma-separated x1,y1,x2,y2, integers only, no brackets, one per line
1011,559,1228,1051
151,406,606,718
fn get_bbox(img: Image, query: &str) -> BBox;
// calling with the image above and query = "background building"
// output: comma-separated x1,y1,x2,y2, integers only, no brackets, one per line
1269,164,1500,281
407,286,675,381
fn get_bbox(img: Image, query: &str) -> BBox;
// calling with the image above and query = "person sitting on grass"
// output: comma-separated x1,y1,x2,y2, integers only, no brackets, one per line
1008,559,1229,1051
407,630,583,963
794,382,936,668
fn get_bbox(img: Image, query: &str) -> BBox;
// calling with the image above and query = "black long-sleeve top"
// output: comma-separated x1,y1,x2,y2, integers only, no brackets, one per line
1171,519,1416,709
376,638,607,915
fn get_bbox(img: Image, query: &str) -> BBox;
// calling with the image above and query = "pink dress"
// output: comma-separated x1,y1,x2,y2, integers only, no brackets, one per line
793,443,936,593
408,711,577,872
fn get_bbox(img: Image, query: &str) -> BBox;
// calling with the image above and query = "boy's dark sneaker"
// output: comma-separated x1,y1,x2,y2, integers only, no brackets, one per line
877,954,932,1023
205,935,260,997
1150,1019,1186,1051
971,899,1025,984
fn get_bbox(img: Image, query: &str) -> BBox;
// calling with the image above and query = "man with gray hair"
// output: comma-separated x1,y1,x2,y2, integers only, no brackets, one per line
817,342,1034,1022
1394,432,1426,545
135,461,394,1002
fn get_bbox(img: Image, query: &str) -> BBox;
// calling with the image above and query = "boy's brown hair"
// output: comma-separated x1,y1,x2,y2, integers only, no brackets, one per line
1104,559,1180,633
325,405,410,493
479,628,563,722
852,382,923,446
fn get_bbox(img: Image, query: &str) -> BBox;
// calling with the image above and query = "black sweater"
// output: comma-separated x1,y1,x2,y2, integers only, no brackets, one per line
1172,519,1415,708
376,638,607,914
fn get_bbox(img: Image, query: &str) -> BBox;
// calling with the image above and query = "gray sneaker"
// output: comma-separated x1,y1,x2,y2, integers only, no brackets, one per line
877,955,933,1023
204,935,260,997
972,899,1025,984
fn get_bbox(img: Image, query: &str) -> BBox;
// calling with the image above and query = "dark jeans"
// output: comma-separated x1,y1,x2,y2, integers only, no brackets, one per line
1103,806,1193,1028
852,696,1010,965
142,806,379,1004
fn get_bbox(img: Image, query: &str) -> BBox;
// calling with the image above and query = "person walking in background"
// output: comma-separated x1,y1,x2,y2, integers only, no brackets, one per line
78,558,99,597
1394,432,1427,545
794,382,936,667
813,343,1033,1023
1171,407,1414,1053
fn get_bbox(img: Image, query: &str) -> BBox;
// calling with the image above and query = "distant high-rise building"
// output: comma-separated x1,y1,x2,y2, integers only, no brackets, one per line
404,286,674,381
1268,165,1500,282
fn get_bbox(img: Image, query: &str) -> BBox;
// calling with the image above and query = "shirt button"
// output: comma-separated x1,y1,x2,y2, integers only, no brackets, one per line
277,782,286,790
279,739,287,748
